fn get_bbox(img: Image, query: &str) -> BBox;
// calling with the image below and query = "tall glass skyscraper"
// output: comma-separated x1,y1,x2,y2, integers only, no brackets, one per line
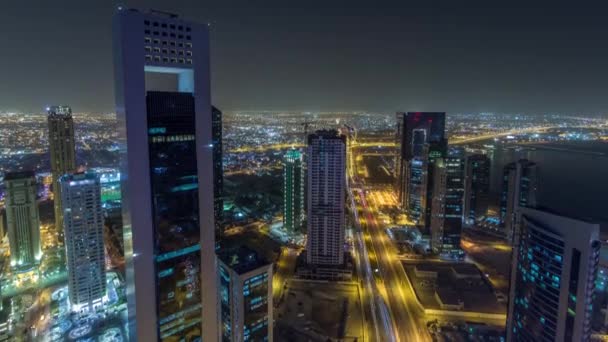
113,8,217,341
396,112,446,210
4,171,41,269
283,149,305,233
501,159,538,244
463,153,490,226
60,172,106,313
430,148,465,257
47,105,76,241
507,207,600,341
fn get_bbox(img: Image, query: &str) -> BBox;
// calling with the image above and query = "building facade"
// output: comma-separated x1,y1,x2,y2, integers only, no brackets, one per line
4,172,41,269
306,130,346,266
501,159,538,244
212,106,224,243
507,207,600,341
283,149,305,233
430,148,465,257
48,105,76,239
396,112,446,210
60,172,106,312
463,153,490,226
218,246,273,342
113,8,217,341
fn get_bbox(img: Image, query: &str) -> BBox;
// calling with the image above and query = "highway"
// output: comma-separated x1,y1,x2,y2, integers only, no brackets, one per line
347,127,430,341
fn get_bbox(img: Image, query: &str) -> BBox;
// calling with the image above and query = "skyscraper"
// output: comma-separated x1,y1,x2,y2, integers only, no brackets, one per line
283,149,305,233
406,156,428,223
501,159,538,244
113,8,217,341
463,154,490,226
218,246,273,342
212,106,224,243
48,105,76,240
430,148,465,257
396,112,446,210
306,130,346,266
4,171,41,269
507,207,600,341
60,172,106,313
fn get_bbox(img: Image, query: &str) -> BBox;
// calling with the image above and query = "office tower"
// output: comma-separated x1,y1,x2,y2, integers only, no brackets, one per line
212,106,224,242
406,156,428,223
463,154,490,226
283,149,305,233
507,207,600,341
430,148,465,257
397,112,446,210
394,112,403,195
48,105,76,239
60,172,106,312
4,171,41,269
218,246,273,342
405,139,447,232
306,130,346,266
113,8,217,341
501,159,537,244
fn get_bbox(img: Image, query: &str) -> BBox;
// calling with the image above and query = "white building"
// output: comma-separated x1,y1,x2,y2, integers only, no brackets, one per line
306,130,346,266
60,172,106,313
113,7,217,341
507,207,600,341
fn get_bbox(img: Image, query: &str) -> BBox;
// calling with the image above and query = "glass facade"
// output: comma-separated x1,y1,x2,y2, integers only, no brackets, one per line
219,265,232,342
463,154,490,224
511,218,564,340
243,272,269,341
283,149,304,233
441,152,464,255
407,158,425,222
147,91,202,341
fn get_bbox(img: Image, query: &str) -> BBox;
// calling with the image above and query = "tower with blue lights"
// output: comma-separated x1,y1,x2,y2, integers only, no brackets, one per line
507,207,600,341
113,7,217,341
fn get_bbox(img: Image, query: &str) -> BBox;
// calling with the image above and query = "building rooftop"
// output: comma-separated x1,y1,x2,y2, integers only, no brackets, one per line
59,171,99,184
307,129,346,144
47,105,72,117
4,170,35,180
218,245,270,275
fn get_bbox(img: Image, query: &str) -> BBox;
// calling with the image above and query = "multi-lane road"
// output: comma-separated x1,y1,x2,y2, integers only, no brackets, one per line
347,127,431,341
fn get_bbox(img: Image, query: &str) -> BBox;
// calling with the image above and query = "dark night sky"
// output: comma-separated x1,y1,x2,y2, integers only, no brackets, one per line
1,1,608,114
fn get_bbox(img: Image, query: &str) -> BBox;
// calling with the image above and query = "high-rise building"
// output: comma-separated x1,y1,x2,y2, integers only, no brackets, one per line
113,8,217,341
4,171,41,269
396,112,446,209
501,159,537,244
507,207,600,341
283,149,305,233
306,130,346,266
406,140,447,233
212,106,224,243
218,246,273,342
406,156,428,223
60,172,106,312
463,154,490,226
430,148,465,257
394,112,404,194
48,105,76,240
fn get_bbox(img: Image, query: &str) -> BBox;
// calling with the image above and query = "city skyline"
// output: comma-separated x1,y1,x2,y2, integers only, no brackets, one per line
2,1,608,115
1,3,608,342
